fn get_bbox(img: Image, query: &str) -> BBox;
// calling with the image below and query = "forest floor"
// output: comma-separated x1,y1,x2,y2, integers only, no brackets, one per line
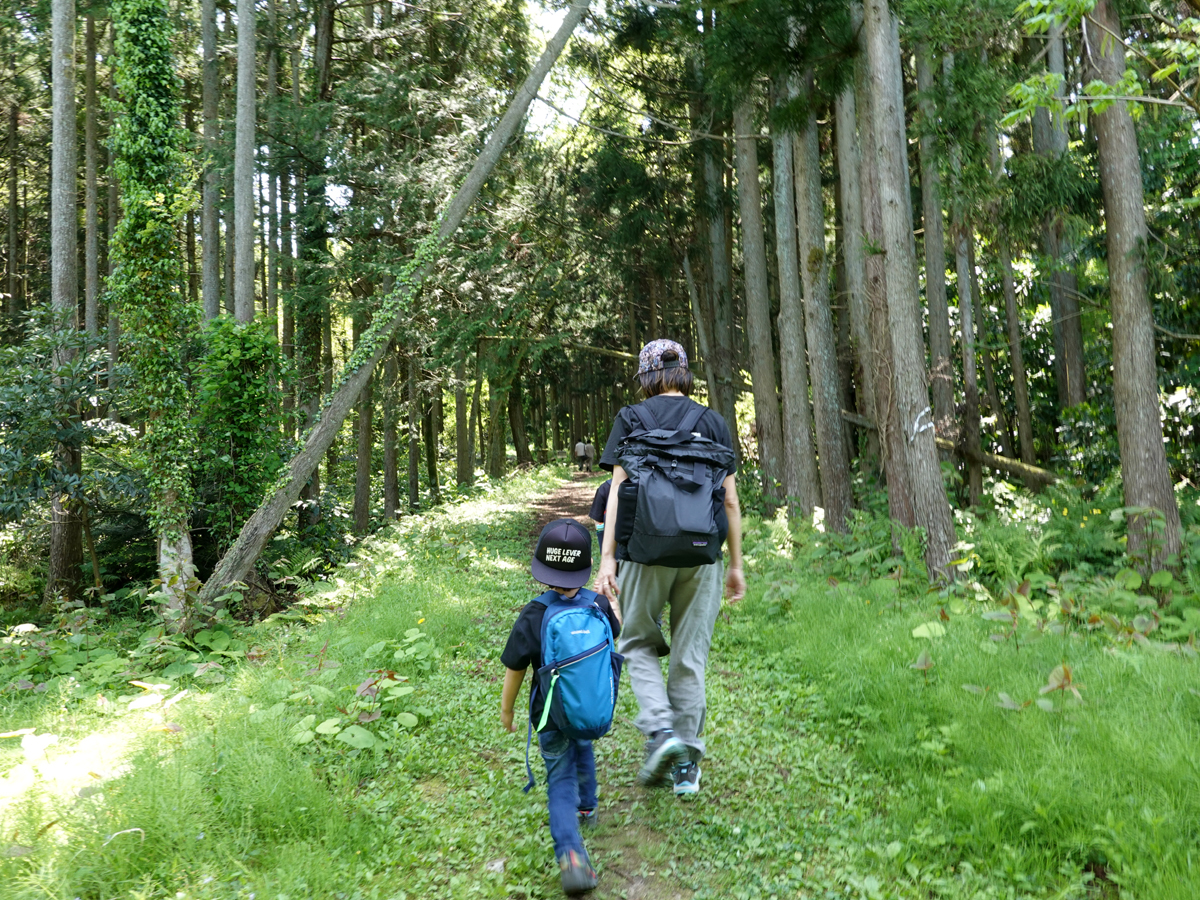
2,468,1196,899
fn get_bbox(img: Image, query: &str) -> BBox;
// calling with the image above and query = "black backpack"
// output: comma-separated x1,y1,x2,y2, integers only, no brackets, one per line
614,402,736,568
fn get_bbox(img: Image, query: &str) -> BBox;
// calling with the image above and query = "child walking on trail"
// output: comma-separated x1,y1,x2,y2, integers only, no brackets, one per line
500,518,623,895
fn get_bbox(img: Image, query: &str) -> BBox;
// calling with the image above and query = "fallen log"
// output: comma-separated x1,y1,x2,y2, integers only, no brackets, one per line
839,409,1058,487
199,3,591,604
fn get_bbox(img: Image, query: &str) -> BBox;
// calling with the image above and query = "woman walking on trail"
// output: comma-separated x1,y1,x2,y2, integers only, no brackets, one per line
593,339,745,798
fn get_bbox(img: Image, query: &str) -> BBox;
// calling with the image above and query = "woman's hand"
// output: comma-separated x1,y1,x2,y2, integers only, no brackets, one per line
500,706,516,733
594,559,621,622
725,565,746,603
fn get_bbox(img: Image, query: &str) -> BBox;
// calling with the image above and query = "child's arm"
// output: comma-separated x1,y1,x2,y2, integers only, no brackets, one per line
500,667,527,733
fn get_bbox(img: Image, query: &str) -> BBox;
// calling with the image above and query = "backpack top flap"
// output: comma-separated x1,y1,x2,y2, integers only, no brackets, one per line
617,402,736,478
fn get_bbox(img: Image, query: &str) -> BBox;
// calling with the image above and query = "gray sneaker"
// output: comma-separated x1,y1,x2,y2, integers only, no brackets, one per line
558,848,598,894
672,761,701,798
637,729,687,786
577,808,598,829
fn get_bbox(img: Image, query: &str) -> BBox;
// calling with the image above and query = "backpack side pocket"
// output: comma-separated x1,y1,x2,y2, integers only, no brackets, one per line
614,480,638,544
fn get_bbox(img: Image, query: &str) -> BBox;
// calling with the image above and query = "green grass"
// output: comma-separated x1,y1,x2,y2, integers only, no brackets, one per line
3,471,1194,899
736,515,1200,899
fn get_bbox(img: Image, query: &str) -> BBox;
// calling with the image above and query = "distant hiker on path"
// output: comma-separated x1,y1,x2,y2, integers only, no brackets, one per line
583,441,596,472
574,439,588,471
593,339,744,798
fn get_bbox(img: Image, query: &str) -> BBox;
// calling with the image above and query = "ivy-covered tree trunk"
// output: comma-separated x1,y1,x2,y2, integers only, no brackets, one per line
110,0,199,623
1087,0,1182,567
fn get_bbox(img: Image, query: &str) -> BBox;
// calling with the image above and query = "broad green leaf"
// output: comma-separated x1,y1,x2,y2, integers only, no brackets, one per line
363,641,387,659
386,685,414,698
293,730,315,745
336,725,376,749
1149,570,1175,589
395,712,419,728
315,718,342,735
911,622,946,639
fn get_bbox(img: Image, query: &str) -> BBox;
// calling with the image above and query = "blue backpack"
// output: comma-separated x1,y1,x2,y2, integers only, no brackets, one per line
523,588,624,792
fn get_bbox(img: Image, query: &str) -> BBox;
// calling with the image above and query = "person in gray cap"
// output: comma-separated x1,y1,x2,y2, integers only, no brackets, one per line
593,338,745,798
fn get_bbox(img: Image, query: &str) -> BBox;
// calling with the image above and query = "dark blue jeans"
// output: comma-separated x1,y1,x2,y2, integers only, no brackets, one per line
538,730,597,857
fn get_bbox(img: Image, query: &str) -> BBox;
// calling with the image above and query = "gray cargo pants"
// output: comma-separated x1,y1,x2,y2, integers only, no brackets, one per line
617,560,723,762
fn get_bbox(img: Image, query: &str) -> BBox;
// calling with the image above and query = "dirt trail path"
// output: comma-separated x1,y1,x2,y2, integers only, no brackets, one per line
529,471,609,532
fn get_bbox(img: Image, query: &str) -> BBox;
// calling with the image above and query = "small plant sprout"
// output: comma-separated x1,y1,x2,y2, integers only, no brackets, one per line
910,650,934,683
1038,664,1084,711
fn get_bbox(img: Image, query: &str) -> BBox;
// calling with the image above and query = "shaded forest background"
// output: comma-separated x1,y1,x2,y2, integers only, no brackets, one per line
2,0,1199,622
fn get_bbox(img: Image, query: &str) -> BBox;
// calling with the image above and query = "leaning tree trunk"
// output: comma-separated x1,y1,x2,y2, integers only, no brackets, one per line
1087,0,1182,567
46,0,83,608
201,0,220,319
199,1,591,602
733,97,786,510
915,47,954,432
863,0,955,576
794,86,852,533
233,0,256,322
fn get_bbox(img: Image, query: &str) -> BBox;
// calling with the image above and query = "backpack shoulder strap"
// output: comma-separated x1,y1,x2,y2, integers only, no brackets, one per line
678,402,706,437
631,402,660,432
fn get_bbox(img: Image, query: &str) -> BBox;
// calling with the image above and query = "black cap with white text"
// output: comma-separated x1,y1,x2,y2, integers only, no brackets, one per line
531,518,593,590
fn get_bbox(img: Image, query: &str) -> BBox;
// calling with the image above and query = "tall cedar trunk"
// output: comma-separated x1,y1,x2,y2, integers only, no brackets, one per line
322,302,335,480
233,0,255,321
353,313,373,533
201,0,220,319
834,82,880,470
682,249,716,389
854,11,914,529
794,92,852,532
703,131,739,445
509,371,533,468
487,379,508,478
266,0,278,333
771,82,822,518
46,0,83,607
1034,22,1085,409
223,213,235,314
106,27,119,381
7,100,18,319
383,345,399,517
84,16,100,337
970,252,1015,460
549,380,561,453
423,397,441,503
1087,0,1182,566
915,48,954,431
834,225,856,454
863,0,954,574
999,241,1034,463
733,97,785,509
408,352,420,511
470,360,483,470
946,55,982,505
455,357,471,484
200,2,590,599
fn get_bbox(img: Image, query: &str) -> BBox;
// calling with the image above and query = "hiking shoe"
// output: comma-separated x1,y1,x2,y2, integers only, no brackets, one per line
558,848,598,894
577,808,598,829
672,761,701,798
637,729,687,786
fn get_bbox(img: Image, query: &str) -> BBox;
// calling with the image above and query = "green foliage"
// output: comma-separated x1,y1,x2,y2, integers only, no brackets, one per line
107,0,198,541
0,310,117,522
193,319,285,552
